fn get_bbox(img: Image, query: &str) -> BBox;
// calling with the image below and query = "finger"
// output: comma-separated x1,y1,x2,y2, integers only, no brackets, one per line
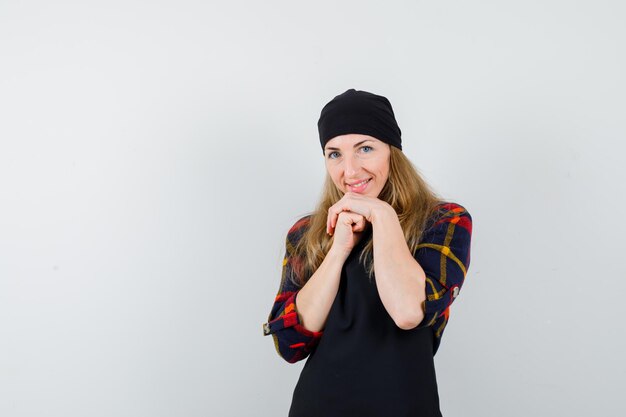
326,212,330,234
327,207,334,234
327,208,337,235
333,206,349,230
353,215,364,232
330,207,343,232
328,208,342,235
356,216,365,232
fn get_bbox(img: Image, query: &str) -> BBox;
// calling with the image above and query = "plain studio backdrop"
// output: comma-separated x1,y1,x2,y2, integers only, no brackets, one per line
1,1,624,416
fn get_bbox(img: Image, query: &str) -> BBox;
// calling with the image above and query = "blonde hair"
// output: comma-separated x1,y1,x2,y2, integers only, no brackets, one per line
290,146,446,286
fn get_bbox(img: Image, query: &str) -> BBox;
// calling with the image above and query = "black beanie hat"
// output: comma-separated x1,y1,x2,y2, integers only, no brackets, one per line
317,88,402,154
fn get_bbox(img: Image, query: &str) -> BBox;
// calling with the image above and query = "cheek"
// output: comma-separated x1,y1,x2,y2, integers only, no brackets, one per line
327,168,341,184
377,170,390,185
374,164,388,178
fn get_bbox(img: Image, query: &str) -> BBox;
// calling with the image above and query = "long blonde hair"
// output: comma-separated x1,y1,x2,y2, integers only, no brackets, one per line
290,146,446,286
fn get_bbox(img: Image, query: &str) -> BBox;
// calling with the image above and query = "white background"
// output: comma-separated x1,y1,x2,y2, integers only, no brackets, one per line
1,1,624,416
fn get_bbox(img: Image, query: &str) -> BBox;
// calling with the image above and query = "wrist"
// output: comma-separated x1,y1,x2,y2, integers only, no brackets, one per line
370,202,393,224
327,245,350,262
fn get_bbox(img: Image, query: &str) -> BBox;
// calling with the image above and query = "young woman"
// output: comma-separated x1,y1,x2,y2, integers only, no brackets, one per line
263,89,473,417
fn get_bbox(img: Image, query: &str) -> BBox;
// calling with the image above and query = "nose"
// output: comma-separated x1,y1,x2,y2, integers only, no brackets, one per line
344,154,360,177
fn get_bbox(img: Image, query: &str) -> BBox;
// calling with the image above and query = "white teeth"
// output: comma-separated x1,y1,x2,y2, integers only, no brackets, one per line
350,179,369,188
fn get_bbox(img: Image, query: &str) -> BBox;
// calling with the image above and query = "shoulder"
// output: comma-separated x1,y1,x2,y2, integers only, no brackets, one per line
288,214,313,234
435,201,471,218
286,214,313,246
426,201,472,234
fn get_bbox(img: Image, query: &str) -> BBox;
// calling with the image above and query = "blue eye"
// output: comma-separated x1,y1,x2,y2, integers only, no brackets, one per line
328,151,339,159
361,146,372,152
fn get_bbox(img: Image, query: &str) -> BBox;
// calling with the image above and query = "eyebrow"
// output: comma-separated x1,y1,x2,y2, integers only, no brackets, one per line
325,140,372,152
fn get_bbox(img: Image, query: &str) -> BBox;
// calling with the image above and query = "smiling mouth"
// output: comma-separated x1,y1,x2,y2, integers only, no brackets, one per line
346,178,371,192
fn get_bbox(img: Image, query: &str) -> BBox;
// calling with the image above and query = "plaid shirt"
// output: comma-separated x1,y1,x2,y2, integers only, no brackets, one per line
263,202,473,363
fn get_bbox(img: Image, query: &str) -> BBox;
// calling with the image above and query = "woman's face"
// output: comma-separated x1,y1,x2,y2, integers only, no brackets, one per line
324,133,391,198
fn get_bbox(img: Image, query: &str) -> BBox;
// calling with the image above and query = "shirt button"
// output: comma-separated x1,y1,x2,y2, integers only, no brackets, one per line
452,287,460,298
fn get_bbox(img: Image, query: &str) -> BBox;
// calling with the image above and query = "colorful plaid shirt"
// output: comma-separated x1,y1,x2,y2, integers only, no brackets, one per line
263,202,473,363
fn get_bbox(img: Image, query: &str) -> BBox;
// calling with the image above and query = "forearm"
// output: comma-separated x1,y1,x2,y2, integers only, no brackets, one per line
295,249,347,332
372,205,427,329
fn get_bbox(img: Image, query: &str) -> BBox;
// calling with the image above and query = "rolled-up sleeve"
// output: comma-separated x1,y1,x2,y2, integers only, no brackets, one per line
413,203,473,328
263,217,323,363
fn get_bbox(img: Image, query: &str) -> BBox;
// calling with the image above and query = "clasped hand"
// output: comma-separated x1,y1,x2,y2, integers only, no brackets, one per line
326,192,389,255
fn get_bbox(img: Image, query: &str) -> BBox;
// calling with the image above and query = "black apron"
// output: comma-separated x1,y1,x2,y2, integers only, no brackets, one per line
289,227,442,417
